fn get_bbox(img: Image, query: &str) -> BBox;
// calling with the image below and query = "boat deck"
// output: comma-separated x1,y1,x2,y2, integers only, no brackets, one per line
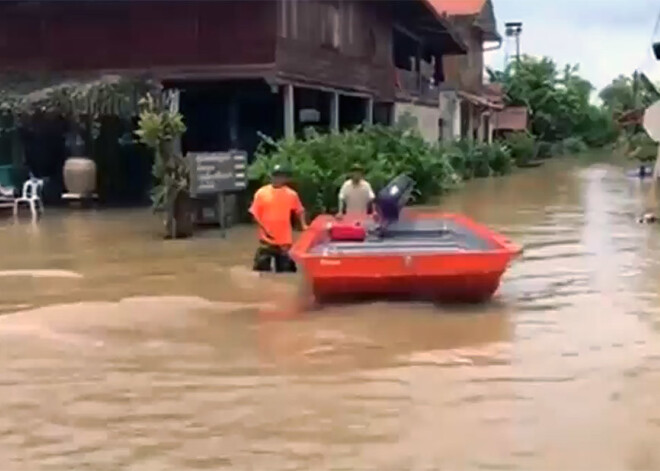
309,218,495,255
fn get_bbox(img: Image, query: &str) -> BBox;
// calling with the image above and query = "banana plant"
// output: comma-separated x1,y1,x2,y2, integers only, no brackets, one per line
135,93,187,237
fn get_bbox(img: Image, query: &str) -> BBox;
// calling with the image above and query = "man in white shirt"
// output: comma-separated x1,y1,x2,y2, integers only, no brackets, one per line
337,163,375,217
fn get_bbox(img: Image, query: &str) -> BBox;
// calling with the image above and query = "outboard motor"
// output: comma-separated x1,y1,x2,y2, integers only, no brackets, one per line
374,174,415,225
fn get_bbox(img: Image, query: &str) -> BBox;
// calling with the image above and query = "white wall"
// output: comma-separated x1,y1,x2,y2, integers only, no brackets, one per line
394,102,441,143
439,91,461,141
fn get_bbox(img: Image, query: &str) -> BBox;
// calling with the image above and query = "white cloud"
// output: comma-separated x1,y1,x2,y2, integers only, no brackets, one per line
484,0,660,92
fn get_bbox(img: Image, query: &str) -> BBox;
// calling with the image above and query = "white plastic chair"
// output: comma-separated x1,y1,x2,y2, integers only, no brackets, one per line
0,185,14,209
0,184,13,198
13,178,44,218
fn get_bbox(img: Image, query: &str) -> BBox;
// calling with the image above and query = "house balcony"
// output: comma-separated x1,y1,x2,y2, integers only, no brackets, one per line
394,68,439,105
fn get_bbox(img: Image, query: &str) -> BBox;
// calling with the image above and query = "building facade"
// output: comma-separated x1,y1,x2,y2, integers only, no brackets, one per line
433,0,504,143
0,0,466,149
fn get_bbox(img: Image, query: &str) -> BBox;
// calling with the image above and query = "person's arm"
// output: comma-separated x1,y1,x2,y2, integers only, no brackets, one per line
337,181,347,216
365,181,376,202
365,181,376,215
253,217,276,242
297,210,308,231
292,192,308,230
249,191,275,242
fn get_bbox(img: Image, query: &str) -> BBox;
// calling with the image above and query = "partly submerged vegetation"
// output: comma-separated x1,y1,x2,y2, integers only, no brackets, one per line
489,55,660,165
249,125,516,217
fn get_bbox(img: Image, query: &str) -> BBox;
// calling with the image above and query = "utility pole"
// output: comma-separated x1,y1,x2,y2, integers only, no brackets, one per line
505,22,523,65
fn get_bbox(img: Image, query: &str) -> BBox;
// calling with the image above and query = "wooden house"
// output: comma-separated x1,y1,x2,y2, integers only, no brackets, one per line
428,0,504,142
0,0,467,207
0,0,466,150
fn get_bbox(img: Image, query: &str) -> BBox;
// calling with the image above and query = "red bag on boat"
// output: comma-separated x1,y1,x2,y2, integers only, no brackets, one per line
328,222,367,242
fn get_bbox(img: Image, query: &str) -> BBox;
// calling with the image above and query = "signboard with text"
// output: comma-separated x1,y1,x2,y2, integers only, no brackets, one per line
188,150,248,196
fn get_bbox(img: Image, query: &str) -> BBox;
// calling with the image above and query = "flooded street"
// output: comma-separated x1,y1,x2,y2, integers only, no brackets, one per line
2,158,660,470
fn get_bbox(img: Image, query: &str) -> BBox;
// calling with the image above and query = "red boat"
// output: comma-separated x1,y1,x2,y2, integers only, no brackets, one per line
290,176,522,304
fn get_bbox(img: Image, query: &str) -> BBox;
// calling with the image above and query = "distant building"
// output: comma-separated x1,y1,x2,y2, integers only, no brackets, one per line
390,1,467,143
429,0,505,143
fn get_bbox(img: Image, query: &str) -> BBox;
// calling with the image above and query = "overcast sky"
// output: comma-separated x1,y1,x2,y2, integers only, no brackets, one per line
484,0,660,93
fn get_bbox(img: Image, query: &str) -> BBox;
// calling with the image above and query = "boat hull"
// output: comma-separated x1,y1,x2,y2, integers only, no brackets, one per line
291,212,522,304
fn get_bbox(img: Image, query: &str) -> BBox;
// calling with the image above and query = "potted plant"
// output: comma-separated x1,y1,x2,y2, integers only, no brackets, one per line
135,93,191,239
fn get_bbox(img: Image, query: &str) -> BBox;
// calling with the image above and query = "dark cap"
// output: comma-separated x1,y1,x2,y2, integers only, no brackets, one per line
350,163,364,172
272,163,292,176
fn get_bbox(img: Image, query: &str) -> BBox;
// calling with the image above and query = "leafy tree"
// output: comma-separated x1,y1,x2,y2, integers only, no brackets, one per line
488,55,618,149
599,74,656,113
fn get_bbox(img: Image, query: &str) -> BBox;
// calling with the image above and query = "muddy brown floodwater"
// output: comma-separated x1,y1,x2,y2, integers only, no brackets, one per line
2,158,660,470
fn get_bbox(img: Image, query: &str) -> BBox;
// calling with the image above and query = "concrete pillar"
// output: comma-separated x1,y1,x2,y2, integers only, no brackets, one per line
467,106,475,141
364,97,374,125
487,113,494,144
477,112,485,143
330,91,339,133
283,84,295,140
455,98,462,140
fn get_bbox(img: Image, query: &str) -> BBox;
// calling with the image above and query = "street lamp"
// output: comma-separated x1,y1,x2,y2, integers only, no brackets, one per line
505,21,523,63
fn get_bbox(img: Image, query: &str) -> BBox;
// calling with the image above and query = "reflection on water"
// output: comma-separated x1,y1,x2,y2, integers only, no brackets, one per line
2,158,660,469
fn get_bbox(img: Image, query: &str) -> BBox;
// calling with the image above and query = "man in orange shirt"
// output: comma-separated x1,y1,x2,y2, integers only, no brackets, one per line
249,164,307,273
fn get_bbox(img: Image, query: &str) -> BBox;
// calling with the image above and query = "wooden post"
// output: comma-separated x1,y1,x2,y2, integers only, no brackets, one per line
217,192,226,238
330,91,339,133
283,84,295,140
168,89,182,155
365,97,374,125
229,95,239,148
487,114,494,144
477,113,485,142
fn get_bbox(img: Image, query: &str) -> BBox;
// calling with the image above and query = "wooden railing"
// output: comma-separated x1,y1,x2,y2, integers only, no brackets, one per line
395,68,438,102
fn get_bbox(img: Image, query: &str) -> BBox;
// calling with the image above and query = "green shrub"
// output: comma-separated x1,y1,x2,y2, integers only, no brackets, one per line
561,136,588,155
505,132,535,166
547,136,588,157
249,126,514,217
549,141,564,157
486,141,515,175
628,132,658,162
535,141,553,159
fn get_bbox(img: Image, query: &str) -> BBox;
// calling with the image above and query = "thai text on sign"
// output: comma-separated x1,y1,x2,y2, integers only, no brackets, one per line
189,151,248,195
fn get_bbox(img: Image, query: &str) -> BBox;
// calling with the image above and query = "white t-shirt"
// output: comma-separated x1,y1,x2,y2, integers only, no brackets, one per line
338,179,375,215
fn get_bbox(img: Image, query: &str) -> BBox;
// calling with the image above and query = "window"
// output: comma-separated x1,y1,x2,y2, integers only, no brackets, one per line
321,2,340,49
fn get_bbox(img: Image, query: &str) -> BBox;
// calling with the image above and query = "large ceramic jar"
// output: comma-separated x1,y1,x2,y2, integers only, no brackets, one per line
63,157,97,196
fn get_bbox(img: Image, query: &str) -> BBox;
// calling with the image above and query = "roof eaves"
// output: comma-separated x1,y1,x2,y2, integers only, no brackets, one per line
421,0,469,54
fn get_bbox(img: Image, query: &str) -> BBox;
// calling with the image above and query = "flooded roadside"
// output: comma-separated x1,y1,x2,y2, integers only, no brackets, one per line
2,157,660,469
